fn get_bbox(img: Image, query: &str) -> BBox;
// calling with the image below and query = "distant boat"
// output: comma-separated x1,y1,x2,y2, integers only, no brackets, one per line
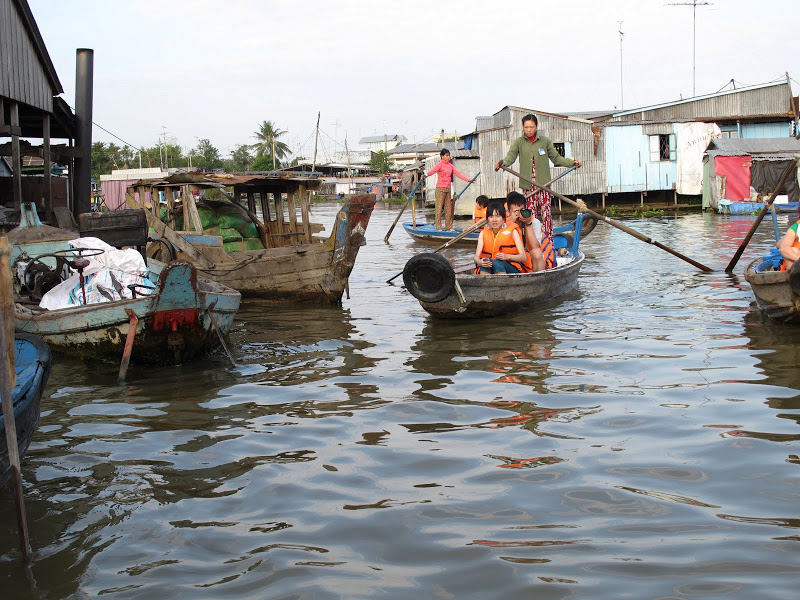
743,250,800,324
7,208,241,365
1,333,51,485
123,173,376,303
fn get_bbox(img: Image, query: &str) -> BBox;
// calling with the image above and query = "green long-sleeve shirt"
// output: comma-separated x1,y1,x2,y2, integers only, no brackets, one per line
501,135,575,190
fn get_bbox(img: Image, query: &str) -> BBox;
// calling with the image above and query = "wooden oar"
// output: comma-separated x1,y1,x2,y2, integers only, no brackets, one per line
386,218,487,284
384,176,425,243
499,165,714,272
0,236,32,562
724,155,800,273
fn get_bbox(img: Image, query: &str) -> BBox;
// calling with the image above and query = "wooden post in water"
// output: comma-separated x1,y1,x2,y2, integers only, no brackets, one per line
0,236,32,561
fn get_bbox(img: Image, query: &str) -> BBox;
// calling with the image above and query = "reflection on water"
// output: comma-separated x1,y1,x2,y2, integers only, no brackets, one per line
2,206,799,599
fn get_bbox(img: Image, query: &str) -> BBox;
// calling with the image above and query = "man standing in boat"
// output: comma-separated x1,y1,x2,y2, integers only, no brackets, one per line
426,149,473,231
494,113,582,240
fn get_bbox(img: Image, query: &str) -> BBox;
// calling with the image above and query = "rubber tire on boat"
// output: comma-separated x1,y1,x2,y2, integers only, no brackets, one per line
403,253,456,303
578,214,597,238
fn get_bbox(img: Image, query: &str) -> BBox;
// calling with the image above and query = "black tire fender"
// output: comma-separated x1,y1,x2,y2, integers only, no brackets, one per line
789,255,800,297
403,253,456,303
578,214,598,238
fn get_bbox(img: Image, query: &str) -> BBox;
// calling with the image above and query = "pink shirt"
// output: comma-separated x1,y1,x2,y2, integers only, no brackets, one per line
427,160,471,188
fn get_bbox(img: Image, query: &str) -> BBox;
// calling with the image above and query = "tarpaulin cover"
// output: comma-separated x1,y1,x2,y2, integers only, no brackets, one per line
714,156,751,201
750,159,799,204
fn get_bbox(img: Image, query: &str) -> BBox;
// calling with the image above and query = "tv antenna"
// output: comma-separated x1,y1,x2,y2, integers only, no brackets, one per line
669,0,712,97
618,21,624,110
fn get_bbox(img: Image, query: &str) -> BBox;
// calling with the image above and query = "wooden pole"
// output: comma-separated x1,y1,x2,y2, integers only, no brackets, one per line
725,156,800,273
500,165,713,272
0,236,32,561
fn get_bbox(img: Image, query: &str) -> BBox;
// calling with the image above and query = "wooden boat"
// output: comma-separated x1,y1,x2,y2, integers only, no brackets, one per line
743,250,800,324
402,214,597,248
123,173,376,303
6,211,241,365
1,333,51,484
402,231,585,319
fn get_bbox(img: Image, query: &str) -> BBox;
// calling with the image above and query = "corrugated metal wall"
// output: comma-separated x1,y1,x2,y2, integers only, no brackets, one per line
606,83,792,123
741,122,791,138
0,0,53,112
604,124,677,193
477,108,606,199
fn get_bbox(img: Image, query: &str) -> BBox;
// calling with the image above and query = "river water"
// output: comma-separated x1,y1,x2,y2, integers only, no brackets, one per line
2,202,799,599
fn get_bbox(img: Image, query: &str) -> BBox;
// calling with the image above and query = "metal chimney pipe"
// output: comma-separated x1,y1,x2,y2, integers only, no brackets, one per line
74,48,94,216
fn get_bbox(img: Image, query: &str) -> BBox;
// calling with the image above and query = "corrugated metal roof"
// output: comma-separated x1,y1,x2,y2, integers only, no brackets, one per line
359,134,405,144
388,142,464,154
707,137,800,155
610,81,789,119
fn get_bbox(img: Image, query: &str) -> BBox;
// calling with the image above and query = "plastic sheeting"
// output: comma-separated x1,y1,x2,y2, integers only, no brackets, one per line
39,237,152,310
714,156,752,201
676,122,720,195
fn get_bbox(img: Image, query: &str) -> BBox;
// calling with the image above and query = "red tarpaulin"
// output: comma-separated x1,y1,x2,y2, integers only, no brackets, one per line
714,156,752,201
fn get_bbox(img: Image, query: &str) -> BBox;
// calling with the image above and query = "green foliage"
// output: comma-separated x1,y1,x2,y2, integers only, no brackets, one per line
191,138,222,170
252,120,290,167
369,150,395,173
251,154,280,172
225,144,254,172
90,142,137,180
605,205,618,218
634,206,665,218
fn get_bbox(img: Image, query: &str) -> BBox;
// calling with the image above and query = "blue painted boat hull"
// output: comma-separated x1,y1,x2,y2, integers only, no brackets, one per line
1,333,52,484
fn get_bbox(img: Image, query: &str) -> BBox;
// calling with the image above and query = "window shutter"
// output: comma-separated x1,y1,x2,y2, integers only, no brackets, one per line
649,135,660,161
669,134,677,161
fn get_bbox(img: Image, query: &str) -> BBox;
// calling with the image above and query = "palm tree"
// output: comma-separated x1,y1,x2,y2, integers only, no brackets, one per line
252,120,290,169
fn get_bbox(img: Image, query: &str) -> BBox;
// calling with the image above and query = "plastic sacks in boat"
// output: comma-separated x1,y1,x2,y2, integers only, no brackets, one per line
39,237,152,310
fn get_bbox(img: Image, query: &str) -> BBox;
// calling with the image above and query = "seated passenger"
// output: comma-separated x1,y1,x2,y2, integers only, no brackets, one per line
473,201,528,274
506,191,544,272
473,195,490,224
778,215,800,271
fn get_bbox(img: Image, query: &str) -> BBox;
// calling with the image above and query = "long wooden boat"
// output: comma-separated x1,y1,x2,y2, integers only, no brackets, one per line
743,251,800,324
402,244,585,319
7,215,241,365
402,214,597,248
1,333,51,484
123,173,376,303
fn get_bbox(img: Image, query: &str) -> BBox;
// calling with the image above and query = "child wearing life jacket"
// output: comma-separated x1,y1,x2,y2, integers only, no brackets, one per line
777,218,800,271
474,201,528,274
506,192,544,272
473,195,490,224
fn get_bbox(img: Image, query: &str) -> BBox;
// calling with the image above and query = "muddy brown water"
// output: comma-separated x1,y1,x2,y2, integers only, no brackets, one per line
2,202,799,599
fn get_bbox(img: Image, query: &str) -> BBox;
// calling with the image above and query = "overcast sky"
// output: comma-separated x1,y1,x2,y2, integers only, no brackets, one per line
28,0,799,164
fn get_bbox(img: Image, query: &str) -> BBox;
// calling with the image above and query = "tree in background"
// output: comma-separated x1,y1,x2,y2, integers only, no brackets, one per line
369,150,395,174
191,138,223,170
252,120,290,169
91,142,137,180
226,144,254,172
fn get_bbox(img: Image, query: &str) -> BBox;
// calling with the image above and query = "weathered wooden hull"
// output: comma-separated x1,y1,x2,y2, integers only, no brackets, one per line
418,252,584,319
1,333,51,484
164,195,376,303
743,258,800,324
14,260,241,364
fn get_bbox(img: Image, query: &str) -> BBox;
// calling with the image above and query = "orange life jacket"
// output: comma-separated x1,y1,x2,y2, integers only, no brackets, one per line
473,205,487,223
508,222,533,273
476,224,526,273
779,220,800,271
540,236,556,269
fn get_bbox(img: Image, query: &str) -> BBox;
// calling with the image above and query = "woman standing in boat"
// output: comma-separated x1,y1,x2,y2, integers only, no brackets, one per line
426,149,473,231
494,113,582,240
